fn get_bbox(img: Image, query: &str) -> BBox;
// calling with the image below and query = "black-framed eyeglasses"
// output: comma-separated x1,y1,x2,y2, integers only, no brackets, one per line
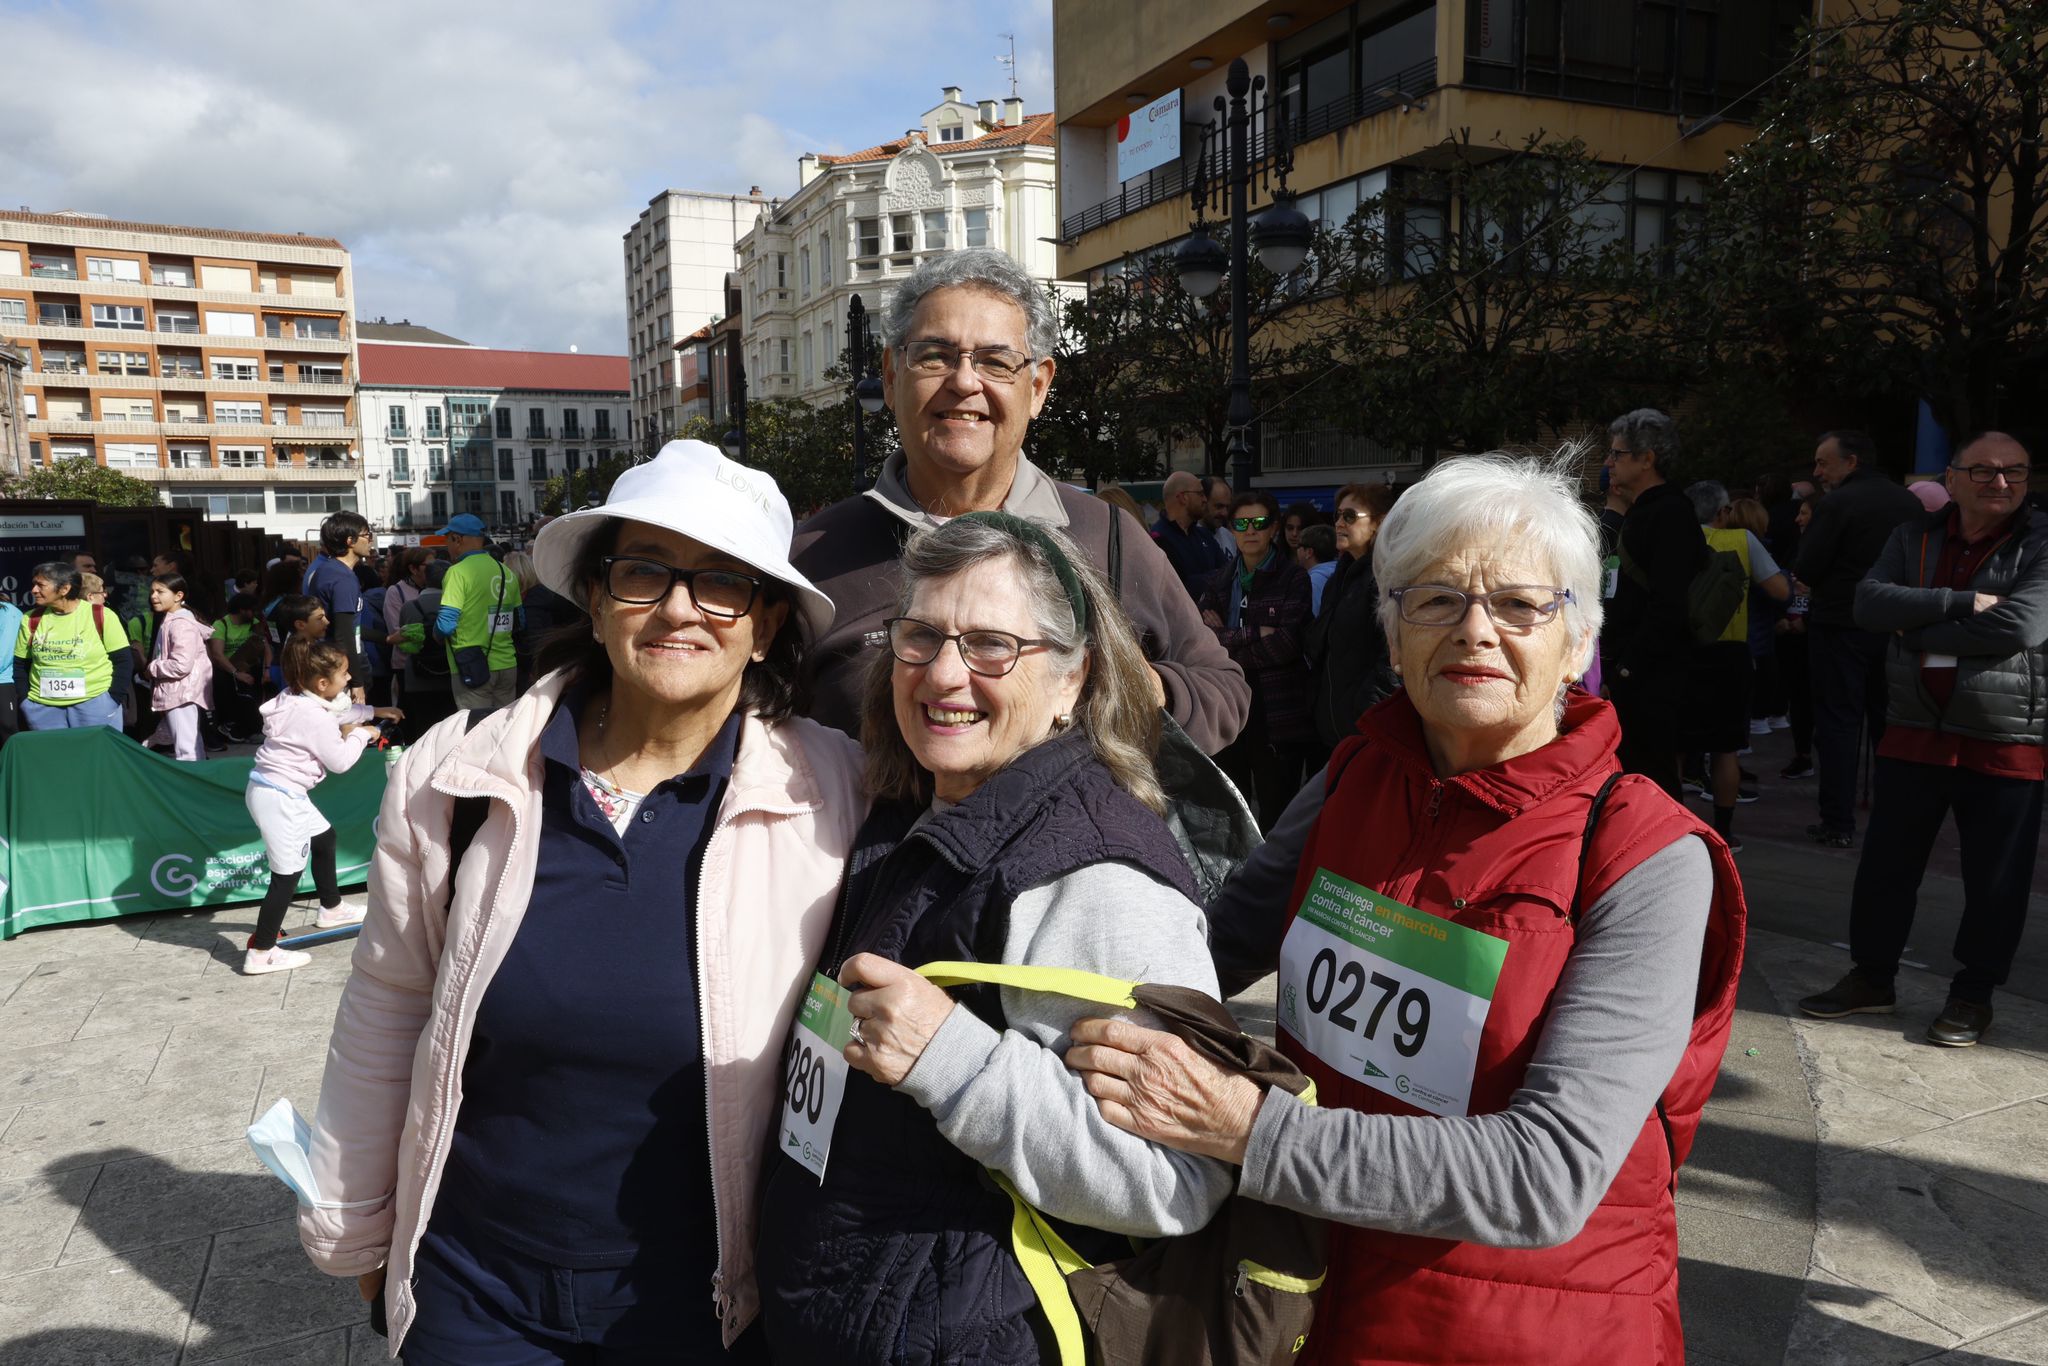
874,616,1053,678
1388,584,1574,628
902,340,1038,383
1231,515,1275,532
601,556,762,617
1949,462,2031,485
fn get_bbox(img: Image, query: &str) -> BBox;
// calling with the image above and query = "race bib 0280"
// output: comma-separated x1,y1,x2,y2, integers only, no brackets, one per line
1277,869,1509,1117
779,972,855,1182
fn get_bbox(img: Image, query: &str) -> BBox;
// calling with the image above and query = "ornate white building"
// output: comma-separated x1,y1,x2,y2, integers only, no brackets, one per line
735,89,1058,407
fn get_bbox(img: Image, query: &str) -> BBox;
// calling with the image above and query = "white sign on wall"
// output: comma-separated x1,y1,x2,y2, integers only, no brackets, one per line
1116,88,1183,183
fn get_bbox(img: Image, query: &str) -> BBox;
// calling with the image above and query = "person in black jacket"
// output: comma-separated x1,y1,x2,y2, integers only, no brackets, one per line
1600,409,1705,798
1795,430,1925,845
1305,481,1398,765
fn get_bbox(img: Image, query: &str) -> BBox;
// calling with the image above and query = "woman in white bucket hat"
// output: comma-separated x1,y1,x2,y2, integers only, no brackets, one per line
299,440,868,1362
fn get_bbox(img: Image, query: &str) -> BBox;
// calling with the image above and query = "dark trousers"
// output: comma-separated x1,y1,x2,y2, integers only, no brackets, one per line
1807,624,1888,832
399,677,457,745
1216,704,1307,834
1850,757,2044,1002
1611,669,1683,800
1778,629,1815,759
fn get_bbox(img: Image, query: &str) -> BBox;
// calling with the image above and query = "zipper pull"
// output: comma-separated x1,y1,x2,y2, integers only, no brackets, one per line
1427,782,1443,821
1234,1263,1250,1298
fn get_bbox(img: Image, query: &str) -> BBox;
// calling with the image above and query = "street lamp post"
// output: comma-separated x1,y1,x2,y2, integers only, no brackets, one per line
847,293,886,494
1176,58,1312,494
720,332,748,460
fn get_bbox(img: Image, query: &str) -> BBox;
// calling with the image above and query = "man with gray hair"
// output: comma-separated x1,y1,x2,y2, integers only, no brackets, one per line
791,247,1250,752
1155,469,1227,597
1600,409,1706,798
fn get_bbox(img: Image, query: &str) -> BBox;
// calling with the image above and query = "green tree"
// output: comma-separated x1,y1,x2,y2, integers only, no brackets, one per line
1686,0,2048,438
537,450,639,516
676,378,897,518
1029,282,1166,488
2,461,162,506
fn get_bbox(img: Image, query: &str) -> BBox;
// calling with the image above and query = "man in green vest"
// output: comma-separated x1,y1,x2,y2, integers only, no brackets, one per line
435,513,524,711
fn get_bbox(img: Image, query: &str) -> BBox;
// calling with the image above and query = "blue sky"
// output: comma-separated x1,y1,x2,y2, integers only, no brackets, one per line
0,0,1054,354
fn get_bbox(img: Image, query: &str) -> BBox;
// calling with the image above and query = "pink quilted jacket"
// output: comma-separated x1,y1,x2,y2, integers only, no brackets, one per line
145,607,215,711
296,668,868,1354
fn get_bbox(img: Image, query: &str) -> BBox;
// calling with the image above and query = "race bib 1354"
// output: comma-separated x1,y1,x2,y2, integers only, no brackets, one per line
1278,869,1509,1117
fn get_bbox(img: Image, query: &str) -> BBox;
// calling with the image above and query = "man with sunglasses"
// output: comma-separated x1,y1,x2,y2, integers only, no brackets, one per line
1801,433,2048,1047
791,248,1248,754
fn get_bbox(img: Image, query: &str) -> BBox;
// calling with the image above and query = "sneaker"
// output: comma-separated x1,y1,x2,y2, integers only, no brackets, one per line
1781,758,1817,779
1736,786,1760,804
1737,746,1754,757
1749,719,1773,736
1768,715,1791,730
315,903,366,930
1805,822,1855,849
1724,836,1744,854
1927,998,1992,1047
1798,968,1896,1018
243,945,313,976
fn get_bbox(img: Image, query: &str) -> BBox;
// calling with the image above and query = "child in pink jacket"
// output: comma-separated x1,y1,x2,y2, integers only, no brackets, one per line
142,573,215,761
242,637,402,975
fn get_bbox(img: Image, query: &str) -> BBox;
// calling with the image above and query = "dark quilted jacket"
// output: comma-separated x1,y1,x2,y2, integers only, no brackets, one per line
1198,553,1314,744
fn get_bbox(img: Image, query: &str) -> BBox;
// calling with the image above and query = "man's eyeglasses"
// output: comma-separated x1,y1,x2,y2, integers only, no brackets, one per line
1388,585,1574,628
601,556,762,617
902,341,1037,384
1231,515,1275,532
875,616,1053,678
1950,463,2031,485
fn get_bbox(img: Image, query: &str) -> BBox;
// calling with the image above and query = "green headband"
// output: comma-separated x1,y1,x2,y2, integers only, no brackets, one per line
954,510,1090,635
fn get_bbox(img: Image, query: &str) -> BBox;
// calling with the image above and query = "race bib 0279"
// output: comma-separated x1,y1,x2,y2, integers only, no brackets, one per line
1278,869,1509,1117
779,972,855,1182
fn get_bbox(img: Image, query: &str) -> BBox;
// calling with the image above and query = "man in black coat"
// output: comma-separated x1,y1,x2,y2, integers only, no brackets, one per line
1795,430,1925,845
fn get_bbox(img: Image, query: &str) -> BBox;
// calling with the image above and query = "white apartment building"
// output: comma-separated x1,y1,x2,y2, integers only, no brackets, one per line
0,208,360,538
356,343,628,536
735,88,1058,407
622,189,776,452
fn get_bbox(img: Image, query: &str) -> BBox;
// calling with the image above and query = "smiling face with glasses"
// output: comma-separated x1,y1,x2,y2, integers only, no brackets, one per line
1390,544,1590,776
885,558,1087,804
883,287,1056,506
1946,436,2033,529
586,522,787,714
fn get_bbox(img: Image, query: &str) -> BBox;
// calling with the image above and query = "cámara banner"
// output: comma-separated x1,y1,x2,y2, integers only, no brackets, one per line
0,727,392,939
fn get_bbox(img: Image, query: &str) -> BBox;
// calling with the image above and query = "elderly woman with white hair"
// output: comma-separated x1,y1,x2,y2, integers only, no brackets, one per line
1069,453,1749,1366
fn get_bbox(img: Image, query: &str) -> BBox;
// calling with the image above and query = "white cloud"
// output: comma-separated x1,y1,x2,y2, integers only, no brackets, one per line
0,0,1053,355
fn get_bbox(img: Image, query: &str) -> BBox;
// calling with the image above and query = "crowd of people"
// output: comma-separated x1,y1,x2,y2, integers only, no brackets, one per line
7,243,2036,1364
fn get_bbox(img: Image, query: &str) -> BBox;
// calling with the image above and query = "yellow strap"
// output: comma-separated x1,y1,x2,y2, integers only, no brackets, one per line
915,960,1139,1010
993,1172,1090,1366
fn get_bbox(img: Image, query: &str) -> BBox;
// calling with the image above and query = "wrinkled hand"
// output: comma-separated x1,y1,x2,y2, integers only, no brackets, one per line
1067,1016,1263,1164
1974,593,2003,614
840,953,956,1087
358,1267,385,1302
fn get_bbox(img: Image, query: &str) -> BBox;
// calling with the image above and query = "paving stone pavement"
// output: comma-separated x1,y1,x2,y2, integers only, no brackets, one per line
2,797,2046,1362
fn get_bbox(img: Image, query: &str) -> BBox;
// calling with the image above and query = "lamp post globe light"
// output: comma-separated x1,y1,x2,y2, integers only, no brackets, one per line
1177,56,1306,493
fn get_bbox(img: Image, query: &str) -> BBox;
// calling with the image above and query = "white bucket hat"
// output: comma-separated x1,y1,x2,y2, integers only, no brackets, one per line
530,440,835,642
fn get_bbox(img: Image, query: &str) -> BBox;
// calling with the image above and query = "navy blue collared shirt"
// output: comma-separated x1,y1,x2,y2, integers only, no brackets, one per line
440,687,740,1292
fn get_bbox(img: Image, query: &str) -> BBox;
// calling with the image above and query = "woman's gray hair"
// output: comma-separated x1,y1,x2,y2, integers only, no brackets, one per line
860,516,1166,814
1372,450,1606,686
882,248,1060,359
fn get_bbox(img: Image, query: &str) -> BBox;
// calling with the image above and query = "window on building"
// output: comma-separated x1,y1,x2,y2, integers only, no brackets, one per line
1388,169,1452,280
85,257,143,283
498,448,514,480
394,490,413,524
779,338,792,374
392,446,411,480
449,396,491,432
159,351,202,378
387,407,408,436
269,406,289,426
891,215,915,266
964,208,991,249
204,310,258,336
301,363,343,384
50,444,92,463
857,218,881,260
801,332,813,386
494,408,512,437
214,400,264,424
219,446,265,468
527,407,546,436
499,490,517,525
104,442,158,468
211,357,260,381
799,247,812,297
276,490,360,514
166,445,209,470
566,448,582,472
161,400,201,425
0,298,26,325
531,450,547,477
594,409,612,437
92,304,146,331
937,112,965,142
96,350,150,375
1628,168,1705,268
431,492,449,523
302,406,346,428
29,252,77,280
169,489,266,515
151,262,195,287
923,210,949,250
1359,4,1438,97
268,361,286,381
428,447,447,480
819,233,833,286
37,303,81,327
102,399,155,422
425,408,445,437
562,408,582,438
156,309,198,334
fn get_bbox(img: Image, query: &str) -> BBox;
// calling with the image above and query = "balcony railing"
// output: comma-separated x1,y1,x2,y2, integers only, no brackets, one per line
1060,57,1438,241
1261,425,1409,473
29,263,77,279
525,427,551,440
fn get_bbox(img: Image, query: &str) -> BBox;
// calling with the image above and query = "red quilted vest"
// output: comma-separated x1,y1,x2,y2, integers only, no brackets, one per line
1283,690,1745,1366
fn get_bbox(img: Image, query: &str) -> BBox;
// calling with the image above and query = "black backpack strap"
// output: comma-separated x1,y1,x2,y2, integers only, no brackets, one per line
1571,771,1624,920
1107,501,1124,596
444,709,494,909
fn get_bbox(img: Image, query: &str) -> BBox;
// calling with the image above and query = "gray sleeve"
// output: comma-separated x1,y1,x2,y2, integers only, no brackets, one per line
897,860,1237,1238
1744,531,1781,582
1855,523,1970,632
1207,766,1328,998
1238,835,1713,1248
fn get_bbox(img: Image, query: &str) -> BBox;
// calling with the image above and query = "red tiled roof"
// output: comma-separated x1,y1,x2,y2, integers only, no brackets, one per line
0,208,346,251
358,343,628,393
818,112,1054,166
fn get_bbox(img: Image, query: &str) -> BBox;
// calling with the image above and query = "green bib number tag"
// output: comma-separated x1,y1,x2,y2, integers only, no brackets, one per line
780,972,855,1182
1278,869,1509,1117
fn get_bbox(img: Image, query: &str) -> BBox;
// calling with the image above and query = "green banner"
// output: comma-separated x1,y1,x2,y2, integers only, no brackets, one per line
1299,869,1510,999
0,728,392,939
